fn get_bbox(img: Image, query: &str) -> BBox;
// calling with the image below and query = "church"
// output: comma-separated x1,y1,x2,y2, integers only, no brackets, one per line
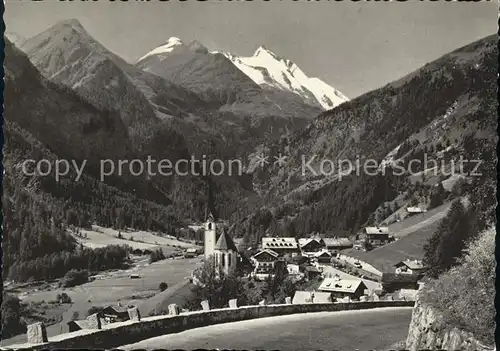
203,212,239,275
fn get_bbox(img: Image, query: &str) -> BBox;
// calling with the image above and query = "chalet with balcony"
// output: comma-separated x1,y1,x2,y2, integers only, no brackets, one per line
298,238,326,256
364,227,390,247
394,259,427,276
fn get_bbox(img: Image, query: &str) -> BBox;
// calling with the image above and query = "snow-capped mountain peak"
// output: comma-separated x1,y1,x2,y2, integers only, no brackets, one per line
218,45,349,109
254,45,278,59
137,37,184,62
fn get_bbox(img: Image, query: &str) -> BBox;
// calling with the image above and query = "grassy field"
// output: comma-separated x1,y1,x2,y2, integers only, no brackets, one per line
138,279,199,316
2,256,203,346
71,225,200,254
343,202,451,273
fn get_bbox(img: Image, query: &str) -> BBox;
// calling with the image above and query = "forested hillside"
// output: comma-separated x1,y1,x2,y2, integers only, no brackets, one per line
230,34,497,247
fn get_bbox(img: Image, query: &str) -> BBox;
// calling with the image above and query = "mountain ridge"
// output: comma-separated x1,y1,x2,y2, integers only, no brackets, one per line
217,45,349,109
138,37,349,109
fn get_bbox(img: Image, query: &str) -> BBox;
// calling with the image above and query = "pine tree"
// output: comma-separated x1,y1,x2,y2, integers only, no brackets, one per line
423,199,476,277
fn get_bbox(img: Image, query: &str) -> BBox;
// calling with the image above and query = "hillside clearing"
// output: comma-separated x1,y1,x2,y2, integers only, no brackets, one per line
70,225,200,253
343,202,451,272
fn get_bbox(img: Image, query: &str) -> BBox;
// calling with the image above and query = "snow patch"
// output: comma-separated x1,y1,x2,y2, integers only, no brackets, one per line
137,37,184,62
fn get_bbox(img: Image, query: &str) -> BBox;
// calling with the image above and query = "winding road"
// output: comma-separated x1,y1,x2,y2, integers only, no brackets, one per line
122,307,413,350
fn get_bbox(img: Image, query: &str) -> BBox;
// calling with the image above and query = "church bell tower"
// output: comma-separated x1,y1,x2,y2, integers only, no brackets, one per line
204,212,216,260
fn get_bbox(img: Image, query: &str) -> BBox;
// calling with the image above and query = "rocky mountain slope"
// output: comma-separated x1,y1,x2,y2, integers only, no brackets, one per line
218,46,349,109
18,21,330,220
5,38,131,168
21,19,201,159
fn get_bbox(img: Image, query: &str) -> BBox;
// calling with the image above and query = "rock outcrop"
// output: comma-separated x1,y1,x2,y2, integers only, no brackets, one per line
406,292,494,351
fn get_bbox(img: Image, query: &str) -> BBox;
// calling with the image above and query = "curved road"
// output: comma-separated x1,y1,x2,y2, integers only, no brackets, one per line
123,307,412,350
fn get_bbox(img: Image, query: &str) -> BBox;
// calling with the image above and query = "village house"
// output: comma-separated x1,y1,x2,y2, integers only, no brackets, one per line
323,237,353,251
353,240,365,251
318,275,368,300
406,207,426,217
394,259,427,276
261,237,300,258
313,250,333,264
364,227,391,247
304,265,322,281
298,238,326,256
250,249,279,274
292,290,333,304
100,305,130,323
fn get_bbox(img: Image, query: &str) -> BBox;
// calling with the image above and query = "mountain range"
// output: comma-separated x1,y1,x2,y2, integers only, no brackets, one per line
137,36,349,110
4,19,497,254
215,46,349,109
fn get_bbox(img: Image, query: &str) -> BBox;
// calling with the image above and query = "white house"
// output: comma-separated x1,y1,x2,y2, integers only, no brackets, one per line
394,260,426,276
318,275,367,300
262,237,300,258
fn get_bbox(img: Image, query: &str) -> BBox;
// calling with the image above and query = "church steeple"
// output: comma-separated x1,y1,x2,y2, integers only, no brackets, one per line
204,174,217,221
204,205,216,260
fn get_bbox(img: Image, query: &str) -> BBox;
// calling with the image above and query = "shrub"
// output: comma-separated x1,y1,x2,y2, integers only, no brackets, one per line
149,248,165,264
56,292,72,304
59,269,89,288
1,293,26,339
159,282,168,292
421,227,495,345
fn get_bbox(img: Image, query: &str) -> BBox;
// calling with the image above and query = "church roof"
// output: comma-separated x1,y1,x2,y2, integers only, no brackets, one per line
214,229,238,251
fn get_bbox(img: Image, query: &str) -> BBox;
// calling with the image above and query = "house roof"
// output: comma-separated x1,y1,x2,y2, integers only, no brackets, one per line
262,237,298,250
67,320,95,329
214,229,238,251
381,273,420,283
102,305,129,314
252,249,279,260
394,260,425,270
318,277,366,294
292,291,332,304
365,227,390,235
305,265,321,273
314,250,332,258
406,207,425,213
298,238,324,248
323,238,353,247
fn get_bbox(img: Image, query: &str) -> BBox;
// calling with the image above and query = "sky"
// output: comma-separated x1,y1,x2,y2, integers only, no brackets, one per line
5,0,497,98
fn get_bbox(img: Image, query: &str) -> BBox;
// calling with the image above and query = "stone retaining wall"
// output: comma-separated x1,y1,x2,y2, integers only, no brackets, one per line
4,301,414,350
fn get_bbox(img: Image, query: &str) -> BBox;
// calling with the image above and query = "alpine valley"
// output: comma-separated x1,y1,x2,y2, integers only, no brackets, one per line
2,19,496,287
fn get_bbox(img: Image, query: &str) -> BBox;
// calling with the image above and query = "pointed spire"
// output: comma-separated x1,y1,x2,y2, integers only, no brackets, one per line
205,176,217,221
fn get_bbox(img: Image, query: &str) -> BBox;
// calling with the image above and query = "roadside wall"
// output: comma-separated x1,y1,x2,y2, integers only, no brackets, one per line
6,301,413,350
